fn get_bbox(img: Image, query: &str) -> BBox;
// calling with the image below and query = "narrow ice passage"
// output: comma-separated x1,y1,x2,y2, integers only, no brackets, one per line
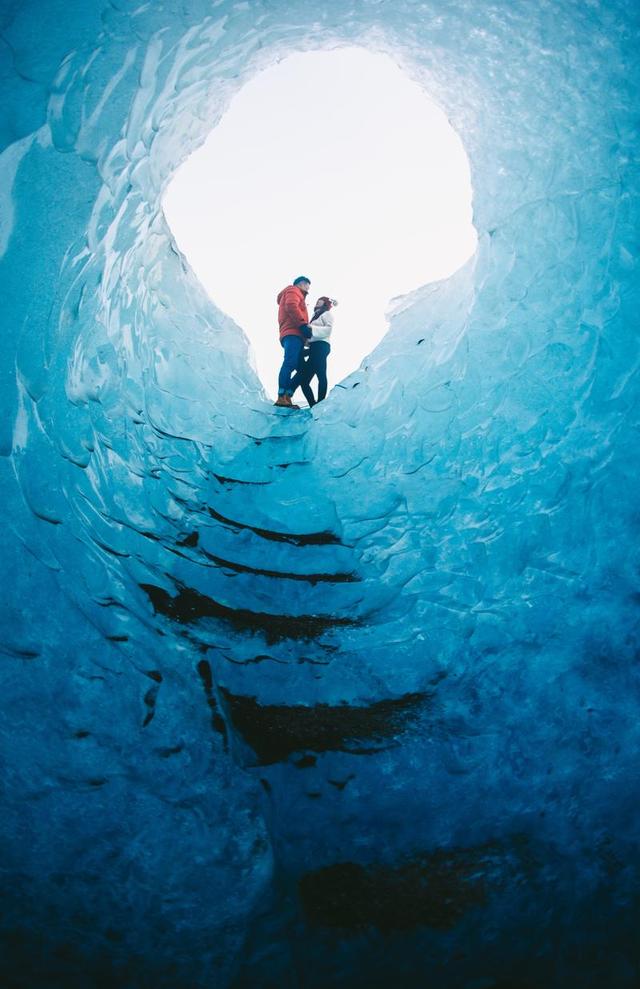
0,1,639,987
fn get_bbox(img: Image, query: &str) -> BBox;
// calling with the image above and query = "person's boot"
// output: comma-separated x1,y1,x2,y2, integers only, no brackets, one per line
274,394,299,409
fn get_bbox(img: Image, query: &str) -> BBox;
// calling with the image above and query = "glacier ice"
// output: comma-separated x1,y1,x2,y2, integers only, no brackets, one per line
0,0,639,986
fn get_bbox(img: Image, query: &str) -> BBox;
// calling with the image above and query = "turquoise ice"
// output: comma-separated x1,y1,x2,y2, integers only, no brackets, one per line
0,1,639,986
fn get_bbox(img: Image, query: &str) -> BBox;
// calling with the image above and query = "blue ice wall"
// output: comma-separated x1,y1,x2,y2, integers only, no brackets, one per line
1,1,639,986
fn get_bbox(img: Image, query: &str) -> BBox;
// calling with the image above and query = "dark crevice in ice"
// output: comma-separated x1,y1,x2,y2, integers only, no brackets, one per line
141,581,357,641
198,548,360,584
218,689,430,764
212,473,271,486
207,506,344,546
142,684,159,727
298,839,527,932
196,658,228,740
170,529,358,582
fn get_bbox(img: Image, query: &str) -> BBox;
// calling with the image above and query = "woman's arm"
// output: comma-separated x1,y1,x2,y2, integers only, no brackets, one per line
310,311,333,340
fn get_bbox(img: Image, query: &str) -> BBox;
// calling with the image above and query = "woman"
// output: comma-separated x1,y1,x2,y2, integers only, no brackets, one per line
291,296,337,407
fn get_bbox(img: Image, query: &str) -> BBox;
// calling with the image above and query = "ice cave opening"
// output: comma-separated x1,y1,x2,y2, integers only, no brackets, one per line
163,46,477,398
0,1,639,988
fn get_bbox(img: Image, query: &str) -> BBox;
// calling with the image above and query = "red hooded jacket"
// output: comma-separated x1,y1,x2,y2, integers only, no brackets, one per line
277,284,310,341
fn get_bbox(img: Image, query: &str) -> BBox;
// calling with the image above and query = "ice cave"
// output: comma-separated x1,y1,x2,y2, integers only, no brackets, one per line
0,1,639,987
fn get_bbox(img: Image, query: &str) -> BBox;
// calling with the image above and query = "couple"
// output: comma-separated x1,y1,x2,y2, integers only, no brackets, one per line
274,275,336,409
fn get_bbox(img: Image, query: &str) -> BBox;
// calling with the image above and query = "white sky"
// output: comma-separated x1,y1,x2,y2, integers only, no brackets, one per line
163,47,476,400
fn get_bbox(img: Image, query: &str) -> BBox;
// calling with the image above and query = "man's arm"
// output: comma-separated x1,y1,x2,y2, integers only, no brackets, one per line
283,289,310,334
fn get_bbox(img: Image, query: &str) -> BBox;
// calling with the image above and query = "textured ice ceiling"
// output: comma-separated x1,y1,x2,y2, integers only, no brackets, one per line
0,1,639,987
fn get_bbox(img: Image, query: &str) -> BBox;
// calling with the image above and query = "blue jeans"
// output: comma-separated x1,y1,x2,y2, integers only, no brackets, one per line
278,336,304,396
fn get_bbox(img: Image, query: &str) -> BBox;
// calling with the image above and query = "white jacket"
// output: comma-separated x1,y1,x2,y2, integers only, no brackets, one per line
309,309,333,342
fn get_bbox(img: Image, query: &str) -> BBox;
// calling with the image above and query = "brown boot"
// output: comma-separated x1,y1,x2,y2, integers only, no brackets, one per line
274,394,299,409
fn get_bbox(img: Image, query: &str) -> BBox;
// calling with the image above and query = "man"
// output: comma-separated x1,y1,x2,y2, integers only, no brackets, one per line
274,276,312,408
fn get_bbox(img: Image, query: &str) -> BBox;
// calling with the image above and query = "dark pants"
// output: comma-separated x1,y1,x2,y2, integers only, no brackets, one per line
291,341,330,406
278,335,304,396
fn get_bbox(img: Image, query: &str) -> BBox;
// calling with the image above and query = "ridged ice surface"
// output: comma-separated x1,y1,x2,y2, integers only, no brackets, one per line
1,1,639,986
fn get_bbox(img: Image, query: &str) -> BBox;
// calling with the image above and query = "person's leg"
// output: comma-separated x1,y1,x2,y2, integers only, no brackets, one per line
314,342,330,402
300,378,316,407
289,350,307,394
277,336,303,396
291,350,316,406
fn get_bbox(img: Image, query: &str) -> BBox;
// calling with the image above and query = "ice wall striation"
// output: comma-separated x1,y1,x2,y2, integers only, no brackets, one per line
0,1,639,986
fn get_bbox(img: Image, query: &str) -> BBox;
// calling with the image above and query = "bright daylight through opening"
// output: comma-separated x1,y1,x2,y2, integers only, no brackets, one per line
163,47,477,401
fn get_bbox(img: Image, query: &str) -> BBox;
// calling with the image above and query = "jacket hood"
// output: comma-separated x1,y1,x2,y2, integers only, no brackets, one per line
277,284,303,304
